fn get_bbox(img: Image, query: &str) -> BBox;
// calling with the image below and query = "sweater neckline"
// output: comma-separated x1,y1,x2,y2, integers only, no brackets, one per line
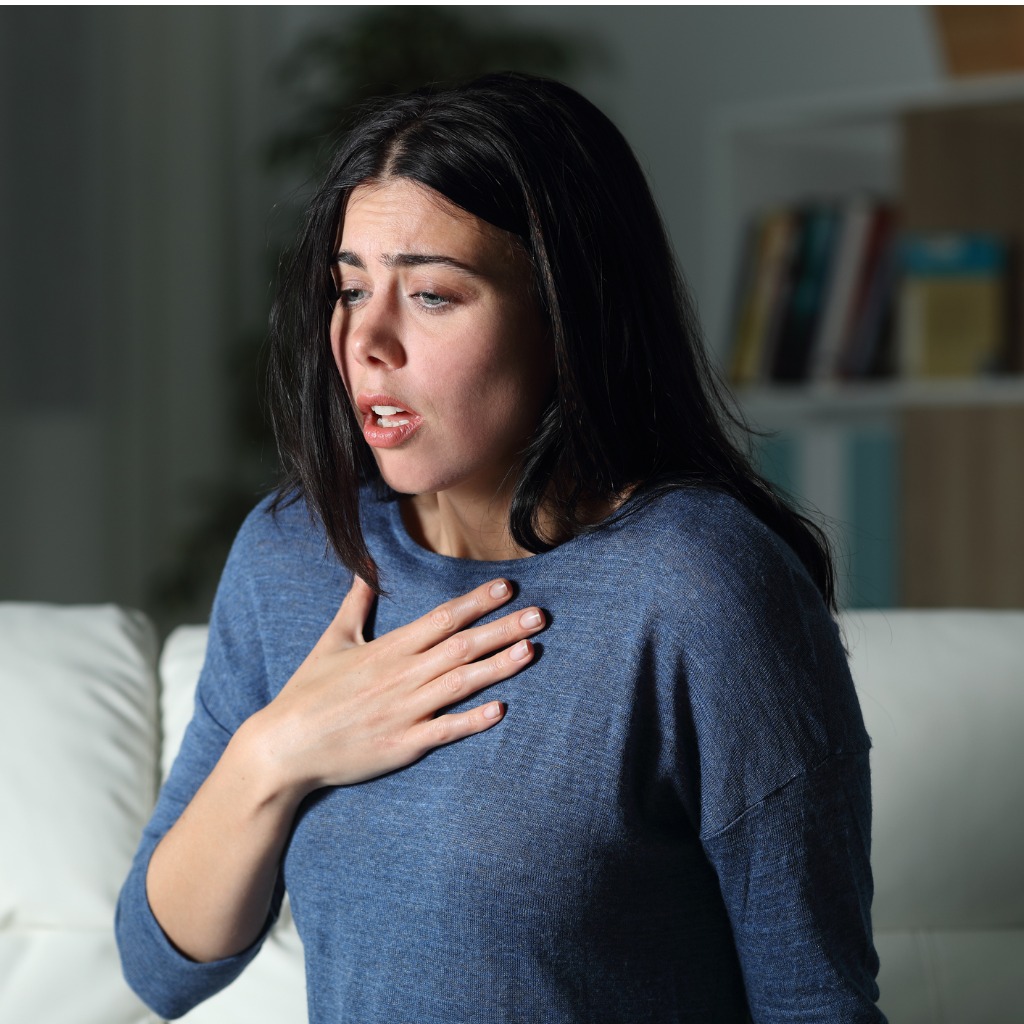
378,493,585,577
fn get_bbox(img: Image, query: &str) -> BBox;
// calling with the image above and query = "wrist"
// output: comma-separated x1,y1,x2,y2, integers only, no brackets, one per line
228,710,314,814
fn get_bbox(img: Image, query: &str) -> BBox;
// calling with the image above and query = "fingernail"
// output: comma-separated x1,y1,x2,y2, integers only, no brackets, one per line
510,639,531,661
489,580,509,598
483,701,505,720
519,609,543,628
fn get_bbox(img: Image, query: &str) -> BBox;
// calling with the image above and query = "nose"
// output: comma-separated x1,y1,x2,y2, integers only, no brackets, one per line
344,292,407,371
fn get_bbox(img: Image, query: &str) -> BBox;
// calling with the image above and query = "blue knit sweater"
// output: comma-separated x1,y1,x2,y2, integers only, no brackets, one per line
117,486,884,1022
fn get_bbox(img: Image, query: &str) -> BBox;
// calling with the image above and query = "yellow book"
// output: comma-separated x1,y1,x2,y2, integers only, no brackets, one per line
897,234,1006,378
728,209,798,386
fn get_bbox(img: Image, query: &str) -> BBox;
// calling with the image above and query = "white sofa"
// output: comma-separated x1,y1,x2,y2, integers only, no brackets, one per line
1,603,1022,1023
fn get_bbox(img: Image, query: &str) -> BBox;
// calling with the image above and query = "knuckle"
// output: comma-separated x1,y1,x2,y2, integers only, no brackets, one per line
429,606,455,633
439,669,464,696
443,635,471,661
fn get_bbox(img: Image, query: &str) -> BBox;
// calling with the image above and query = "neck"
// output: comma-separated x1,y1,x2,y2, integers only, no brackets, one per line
402,486,534,561
398,483,632,562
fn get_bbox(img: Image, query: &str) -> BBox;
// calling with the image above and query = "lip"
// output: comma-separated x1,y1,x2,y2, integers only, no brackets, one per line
356,392,424,449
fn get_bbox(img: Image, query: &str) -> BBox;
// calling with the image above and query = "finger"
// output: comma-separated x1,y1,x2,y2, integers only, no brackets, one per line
405,700,507,759
417,607,545,681
332,575,376,645
397,578,515,654
416,637,535,714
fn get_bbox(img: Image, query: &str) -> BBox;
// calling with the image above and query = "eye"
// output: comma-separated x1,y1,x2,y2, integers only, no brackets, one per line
339,288,368,308
414,291,451,310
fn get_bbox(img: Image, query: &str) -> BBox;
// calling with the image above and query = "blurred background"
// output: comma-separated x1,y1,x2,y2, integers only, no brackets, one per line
3,5,1022,633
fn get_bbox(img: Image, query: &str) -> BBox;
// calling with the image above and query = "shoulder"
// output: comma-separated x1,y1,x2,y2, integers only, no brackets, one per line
603,485,816,612
606,488,867,829
568,486,831,652
203,493,347,715
583,485,846,698
226,491,323,563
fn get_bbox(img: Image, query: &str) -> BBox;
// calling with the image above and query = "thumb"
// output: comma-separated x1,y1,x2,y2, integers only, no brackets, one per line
333,575,376,645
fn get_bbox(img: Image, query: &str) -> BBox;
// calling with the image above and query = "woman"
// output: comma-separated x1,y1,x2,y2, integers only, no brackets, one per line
117,73,885,1022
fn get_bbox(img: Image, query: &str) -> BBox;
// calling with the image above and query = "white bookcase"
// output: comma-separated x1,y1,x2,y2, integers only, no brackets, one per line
703,74,1024,608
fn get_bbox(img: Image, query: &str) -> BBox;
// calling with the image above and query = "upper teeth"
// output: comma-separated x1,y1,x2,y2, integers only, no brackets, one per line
371,405,405,416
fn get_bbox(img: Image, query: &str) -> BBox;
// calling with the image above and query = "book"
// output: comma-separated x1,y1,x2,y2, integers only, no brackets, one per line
807,195,877,382
769,205,840,382
725,217,764,385
726,208,800,385
896,233,1007,378
836,206,900,379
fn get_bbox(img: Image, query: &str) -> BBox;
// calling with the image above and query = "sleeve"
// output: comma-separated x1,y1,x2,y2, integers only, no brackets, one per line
669,503,886,1022
701,753,886,1023
115,504,287,1020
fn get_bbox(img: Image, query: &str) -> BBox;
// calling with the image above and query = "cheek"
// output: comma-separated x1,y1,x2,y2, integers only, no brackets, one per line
450,352,548,446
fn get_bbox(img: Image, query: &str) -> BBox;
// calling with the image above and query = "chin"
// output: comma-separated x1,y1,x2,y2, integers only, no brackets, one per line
372,456,457,498
373,452,509,502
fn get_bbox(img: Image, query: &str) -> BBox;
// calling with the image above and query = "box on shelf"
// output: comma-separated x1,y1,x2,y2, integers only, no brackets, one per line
933,7,1024,77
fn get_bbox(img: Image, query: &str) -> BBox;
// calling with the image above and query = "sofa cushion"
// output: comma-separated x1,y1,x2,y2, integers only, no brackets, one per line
842,609,1024,929
0,931,160,1024
158,624,210,783
0,603,160,926
0,602,160,1023
841,608,1024,1023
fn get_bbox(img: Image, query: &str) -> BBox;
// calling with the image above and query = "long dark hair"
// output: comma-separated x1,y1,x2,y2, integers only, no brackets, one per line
267,72,836,608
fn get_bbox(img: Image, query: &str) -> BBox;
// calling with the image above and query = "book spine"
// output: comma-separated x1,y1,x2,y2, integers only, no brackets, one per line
770,205,840,382
808,196,876,382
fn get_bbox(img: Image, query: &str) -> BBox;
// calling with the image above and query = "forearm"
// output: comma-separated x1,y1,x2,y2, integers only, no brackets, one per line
145,714,305,963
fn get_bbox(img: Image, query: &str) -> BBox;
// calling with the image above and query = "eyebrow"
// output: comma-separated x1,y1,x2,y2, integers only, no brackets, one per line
333,250,482,276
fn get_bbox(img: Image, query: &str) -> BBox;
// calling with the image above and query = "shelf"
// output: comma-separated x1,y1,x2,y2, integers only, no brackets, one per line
703,72,1024,360
706,74,1024,608
733,376,1024,427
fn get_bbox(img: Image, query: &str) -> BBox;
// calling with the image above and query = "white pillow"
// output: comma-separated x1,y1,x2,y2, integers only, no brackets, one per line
0,602,159,927
158,624,210,781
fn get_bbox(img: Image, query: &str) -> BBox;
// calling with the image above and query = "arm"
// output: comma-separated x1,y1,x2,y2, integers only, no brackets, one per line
117,574,545,1015
666,498,885,1021
702,753,886,1023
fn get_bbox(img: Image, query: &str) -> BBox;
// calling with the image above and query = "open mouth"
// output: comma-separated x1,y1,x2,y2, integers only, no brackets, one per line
356,393,423,449
371,404,411,427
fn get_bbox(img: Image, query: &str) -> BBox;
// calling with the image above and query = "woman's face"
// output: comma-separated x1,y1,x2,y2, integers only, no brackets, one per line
330,178,552,502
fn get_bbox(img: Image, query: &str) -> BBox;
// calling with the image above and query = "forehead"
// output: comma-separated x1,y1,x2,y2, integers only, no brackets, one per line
339,179,514,263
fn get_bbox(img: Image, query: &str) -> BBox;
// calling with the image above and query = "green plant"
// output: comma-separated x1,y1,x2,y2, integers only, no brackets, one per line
268,7,597,175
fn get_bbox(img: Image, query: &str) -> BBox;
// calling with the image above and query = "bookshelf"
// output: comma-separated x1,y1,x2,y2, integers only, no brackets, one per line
706,75,1024,609
738,376,1024,426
